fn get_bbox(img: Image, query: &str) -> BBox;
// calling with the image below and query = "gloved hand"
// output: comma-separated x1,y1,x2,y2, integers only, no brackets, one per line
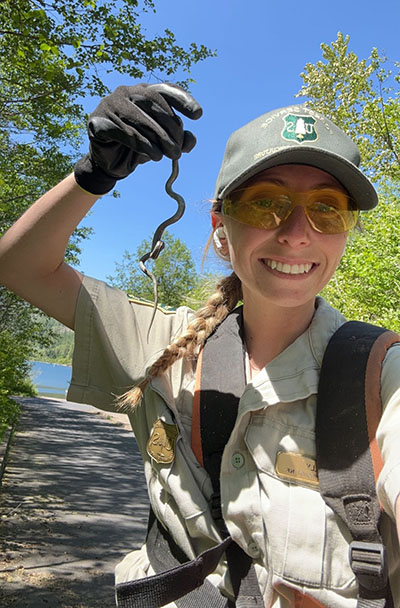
74,82,203,195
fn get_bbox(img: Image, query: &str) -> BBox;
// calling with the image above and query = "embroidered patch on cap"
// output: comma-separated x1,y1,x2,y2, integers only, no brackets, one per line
147,419,179,464
275,451,319,487
281,114,318,144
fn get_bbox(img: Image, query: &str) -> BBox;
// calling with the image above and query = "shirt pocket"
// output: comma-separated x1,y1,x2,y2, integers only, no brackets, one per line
149,436,219,555
245,412,355,590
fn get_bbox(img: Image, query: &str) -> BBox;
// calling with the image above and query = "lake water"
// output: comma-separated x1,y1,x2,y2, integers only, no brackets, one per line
29,361,72,399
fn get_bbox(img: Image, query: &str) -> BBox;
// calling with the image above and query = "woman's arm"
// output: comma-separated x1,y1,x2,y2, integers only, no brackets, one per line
0,83,202,330
0,174,98,329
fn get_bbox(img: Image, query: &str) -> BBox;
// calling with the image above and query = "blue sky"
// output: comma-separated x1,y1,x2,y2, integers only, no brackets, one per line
76,0,400,283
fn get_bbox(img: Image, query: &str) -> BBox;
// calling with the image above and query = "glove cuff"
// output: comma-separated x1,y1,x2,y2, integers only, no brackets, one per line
74,154,117,195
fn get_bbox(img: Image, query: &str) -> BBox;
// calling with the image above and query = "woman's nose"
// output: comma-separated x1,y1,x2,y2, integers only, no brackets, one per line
276,205,312,247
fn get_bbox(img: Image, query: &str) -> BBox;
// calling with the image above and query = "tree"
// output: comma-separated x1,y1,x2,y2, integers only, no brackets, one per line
0,0,214,139
297,33,400,329
30,316,74,365
322,189,400,331
0,0,215,227
0,0,215,430
297,32,400,185
0,290,39,441
182,272,223,310
108,231,199,308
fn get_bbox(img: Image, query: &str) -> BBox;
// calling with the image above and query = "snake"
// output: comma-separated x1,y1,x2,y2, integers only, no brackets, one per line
139,158,186,340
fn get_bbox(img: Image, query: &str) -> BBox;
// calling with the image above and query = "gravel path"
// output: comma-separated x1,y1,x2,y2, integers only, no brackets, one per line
0,397,149,607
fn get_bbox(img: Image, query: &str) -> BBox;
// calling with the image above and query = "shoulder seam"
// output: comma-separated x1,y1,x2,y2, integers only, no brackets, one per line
127,295,176,315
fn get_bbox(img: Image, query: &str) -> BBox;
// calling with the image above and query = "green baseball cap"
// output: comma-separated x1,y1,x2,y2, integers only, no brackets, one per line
214,104,378,210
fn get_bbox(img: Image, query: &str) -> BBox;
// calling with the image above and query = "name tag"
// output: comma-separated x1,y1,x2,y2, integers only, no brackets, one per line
275,451,319,487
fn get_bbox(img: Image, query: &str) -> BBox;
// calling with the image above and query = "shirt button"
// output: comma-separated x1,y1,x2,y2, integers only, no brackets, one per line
247,541,260,558
231,452,245,469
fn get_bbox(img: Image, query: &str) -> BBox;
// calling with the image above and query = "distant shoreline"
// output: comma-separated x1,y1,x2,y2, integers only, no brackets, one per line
29,359,72,369
29,361,72,400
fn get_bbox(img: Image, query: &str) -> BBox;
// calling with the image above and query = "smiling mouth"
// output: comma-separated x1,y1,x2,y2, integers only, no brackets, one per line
263,259,315,275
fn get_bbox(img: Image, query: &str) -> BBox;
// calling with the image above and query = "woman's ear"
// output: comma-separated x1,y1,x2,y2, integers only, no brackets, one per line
211,211,221,230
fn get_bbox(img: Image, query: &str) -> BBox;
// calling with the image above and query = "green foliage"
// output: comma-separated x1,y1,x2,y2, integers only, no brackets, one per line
31,317,74,365
0,288,38,440
0,0,215,148
0,0,215,235
298,34,400,327
108,231,198,308
0,0,215,430
322,188,400,330
297,32,400,185
183,273,223,310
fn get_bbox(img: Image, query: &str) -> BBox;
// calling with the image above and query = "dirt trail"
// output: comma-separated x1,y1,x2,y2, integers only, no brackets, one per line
0,397,149,607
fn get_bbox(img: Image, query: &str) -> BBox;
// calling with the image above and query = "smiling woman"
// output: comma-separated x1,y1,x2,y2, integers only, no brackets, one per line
212,165,351,353
0,85,399,608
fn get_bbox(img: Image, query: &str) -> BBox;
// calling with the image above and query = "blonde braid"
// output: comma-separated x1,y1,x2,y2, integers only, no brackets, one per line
118,272,242,412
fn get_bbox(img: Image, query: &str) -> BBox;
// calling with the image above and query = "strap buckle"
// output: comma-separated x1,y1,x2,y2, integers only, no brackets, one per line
349,541,388,592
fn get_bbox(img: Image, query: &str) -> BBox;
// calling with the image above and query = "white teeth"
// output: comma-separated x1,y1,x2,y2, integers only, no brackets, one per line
265,260,312,275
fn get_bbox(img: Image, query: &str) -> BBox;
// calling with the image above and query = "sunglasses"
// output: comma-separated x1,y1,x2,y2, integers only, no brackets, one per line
222,183,359,234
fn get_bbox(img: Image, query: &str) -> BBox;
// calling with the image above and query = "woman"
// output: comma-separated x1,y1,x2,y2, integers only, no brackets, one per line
0,83,399,607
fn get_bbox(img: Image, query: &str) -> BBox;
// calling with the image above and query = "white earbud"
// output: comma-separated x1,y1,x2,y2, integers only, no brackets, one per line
213,227,230,260
213,226,226,250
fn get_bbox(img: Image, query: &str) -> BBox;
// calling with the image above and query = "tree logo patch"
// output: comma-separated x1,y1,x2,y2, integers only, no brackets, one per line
282,114,318,144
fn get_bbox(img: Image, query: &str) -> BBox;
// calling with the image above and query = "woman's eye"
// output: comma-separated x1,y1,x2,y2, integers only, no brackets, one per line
252,197,290,211
253,198,275,209
313,202,338,214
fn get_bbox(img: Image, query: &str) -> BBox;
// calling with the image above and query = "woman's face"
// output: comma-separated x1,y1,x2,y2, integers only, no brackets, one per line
217,164,349,311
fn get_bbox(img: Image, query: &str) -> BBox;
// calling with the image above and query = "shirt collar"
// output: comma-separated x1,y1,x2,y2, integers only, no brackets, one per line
240,297,346,408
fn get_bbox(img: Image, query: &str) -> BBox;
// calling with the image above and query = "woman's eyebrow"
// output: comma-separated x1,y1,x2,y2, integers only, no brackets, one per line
312,182,344,190
262,179,345,191
247,177,284,186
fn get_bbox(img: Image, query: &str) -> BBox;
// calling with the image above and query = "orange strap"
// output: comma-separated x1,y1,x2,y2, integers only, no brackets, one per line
365,329,400,483
191,346,204,466
274,583,327,608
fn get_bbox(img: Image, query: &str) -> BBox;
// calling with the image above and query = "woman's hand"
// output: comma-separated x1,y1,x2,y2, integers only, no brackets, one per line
0,83,202,328
74,83,202,195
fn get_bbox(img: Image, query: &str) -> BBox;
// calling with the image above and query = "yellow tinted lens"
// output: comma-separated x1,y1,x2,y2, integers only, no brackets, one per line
222,185,358,234
306,190,358,233
223,184,292,230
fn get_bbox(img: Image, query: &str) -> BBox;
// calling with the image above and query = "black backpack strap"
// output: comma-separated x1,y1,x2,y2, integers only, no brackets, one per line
316,321,399,607
197,307,264,607
115,524,233,608
195,306,246,530
122,508,261,608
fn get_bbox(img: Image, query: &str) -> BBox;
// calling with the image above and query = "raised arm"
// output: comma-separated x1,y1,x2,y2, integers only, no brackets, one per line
0,176,97,329
0,83,202,330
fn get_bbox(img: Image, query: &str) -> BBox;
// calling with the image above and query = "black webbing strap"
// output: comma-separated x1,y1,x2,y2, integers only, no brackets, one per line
116,521,233,608
316,321,399,607
199,307,246,528
199,307,264,607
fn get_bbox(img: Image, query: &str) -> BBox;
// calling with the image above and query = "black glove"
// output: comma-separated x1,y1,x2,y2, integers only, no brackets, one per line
74,83,203,195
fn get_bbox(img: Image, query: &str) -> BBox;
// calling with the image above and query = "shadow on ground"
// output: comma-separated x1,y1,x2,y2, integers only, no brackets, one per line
0,397,149,607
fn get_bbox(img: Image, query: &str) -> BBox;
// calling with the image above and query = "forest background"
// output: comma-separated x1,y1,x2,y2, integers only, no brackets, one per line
1,0,399,439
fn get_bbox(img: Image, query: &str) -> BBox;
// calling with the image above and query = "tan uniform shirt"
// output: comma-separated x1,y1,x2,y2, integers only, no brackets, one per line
68,276,400,607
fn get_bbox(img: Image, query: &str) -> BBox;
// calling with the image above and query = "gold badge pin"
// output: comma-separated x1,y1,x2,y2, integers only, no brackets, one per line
275,451,319,488
147,419,179,464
